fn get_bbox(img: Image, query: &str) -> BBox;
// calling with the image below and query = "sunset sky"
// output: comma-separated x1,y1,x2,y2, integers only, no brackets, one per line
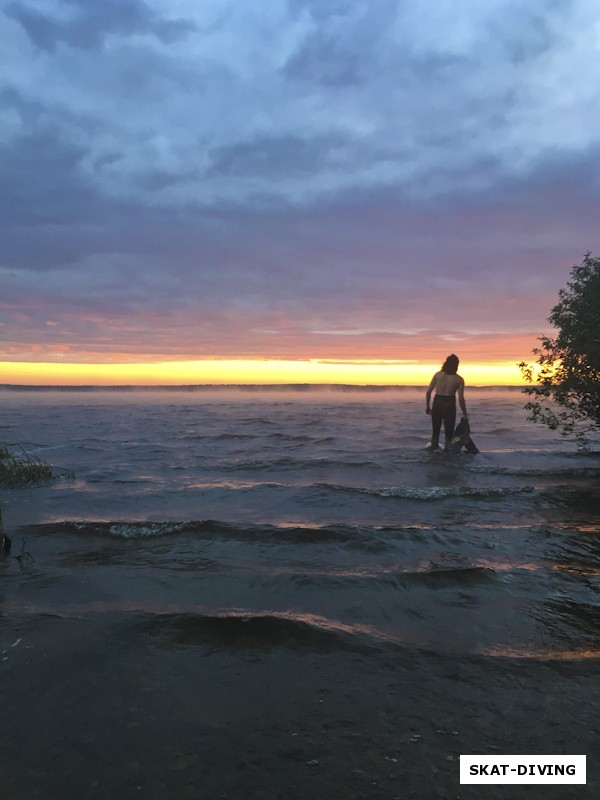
1,0,599,385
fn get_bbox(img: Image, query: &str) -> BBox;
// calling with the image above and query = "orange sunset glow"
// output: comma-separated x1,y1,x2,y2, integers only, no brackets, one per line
0,359,525,386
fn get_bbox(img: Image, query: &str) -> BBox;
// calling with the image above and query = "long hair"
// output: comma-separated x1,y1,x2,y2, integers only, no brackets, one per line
441,354,459,375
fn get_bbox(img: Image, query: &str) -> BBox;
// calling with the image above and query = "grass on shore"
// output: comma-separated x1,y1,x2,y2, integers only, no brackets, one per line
0,444,55,487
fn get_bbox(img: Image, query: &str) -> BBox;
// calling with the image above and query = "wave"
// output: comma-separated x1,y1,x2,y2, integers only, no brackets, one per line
218,456,381,472
1,603,391,652
463,464,600,478
273,564,498,589
265,433,320,443
212,433,257,441
185,478,290,490
540,599,600,640
7,602,598,661
400,565,496,584
29,519,403,544
320,483,535,500
142,610,385,653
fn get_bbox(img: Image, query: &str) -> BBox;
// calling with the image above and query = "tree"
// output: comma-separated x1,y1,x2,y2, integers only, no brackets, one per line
519,252,600,448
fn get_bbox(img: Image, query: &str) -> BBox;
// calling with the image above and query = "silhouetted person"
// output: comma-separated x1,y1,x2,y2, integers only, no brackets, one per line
425,354,468,451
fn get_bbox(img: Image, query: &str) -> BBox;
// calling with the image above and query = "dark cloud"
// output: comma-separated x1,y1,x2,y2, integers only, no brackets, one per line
1,0,600,365
283,34,365,86
0,119,94,228
283,0,395,86
3,0,592,208
6,0,196,51
288,0,359,24
207,132,350,178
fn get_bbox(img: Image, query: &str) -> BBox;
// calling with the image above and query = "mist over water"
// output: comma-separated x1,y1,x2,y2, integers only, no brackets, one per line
1,386,599,661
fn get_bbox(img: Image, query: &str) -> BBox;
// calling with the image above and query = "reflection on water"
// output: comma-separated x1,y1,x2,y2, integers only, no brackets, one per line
478,646,600,660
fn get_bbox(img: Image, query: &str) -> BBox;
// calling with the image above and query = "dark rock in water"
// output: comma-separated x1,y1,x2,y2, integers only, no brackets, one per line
2,533,11,555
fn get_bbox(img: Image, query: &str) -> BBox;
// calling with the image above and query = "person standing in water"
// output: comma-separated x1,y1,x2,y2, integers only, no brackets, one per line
425,354,468,451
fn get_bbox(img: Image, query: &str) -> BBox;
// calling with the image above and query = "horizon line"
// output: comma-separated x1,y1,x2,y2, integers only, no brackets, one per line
0,382,526,391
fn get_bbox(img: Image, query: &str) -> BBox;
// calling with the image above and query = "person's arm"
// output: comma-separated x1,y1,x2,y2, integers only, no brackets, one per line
425,373,437,414
457,378,467,418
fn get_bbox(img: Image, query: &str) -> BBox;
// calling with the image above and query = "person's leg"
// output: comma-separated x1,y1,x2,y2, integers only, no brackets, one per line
431,397,443,449
442,401,456,450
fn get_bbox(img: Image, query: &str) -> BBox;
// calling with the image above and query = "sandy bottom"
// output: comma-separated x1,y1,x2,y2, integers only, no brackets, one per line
0,609,598,800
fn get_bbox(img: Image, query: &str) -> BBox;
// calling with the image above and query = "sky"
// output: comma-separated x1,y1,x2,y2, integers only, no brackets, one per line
1,0,599,385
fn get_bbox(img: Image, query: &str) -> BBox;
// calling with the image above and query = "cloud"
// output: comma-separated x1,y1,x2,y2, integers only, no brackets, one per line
1,0,600,366
5,0,196,51
3,0,599,208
